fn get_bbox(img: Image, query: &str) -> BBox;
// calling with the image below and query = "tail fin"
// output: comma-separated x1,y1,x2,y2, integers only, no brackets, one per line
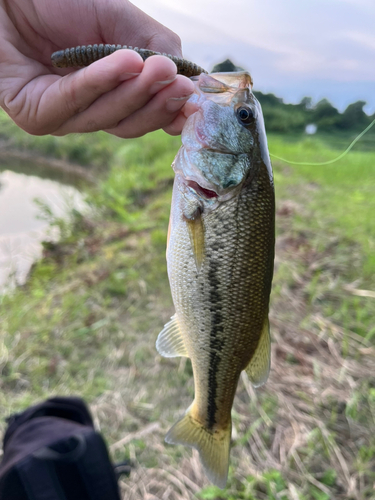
165,404,231,489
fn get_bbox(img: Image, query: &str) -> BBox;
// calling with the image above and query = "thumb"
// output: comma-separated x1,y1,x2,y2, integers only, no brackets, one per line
96,0,183,57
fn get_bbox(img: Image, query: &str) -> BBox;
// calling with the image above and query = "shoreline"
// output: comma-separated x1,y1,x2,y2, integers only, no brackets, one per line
0,147,96,184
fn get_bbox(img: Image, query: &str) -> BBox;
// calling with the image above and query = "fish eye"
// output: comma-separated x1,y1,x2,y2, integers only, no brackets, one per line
237,106,254,125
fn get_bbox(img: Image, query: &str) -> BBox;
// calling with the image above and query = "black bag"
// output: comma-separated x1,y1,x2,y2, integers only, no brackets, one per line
0,397,122,500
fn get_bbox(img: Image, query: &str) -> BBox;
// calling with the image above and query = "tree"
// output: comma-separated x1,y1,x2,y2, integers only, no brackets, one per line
312,99,340,130
211,59,244,72
337,101,370,130
299,97,313,110
254,91,284,107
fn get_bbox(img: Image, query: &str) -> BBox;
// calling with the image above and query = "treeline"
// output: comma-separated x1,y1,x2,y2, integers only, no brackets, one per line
254,92,374,134
211,60,373,135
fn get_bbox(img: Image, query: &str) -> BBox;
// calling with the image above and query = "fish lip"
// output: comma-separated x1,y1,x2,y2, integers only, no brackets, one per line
183,177,242,202
176,170,219,200
180,173,243,208
185,179,219,199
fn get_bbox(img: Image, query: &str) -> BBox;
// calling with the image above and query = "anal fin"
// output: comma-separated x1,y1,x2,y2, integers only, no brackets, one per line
245,316,271,387
156,314,188,358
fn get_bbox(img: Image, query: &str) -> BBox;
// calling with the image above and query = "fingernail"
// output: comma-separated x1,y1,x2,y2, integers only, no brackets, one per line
166,93,194,112
149,78,176,94
120,72,141,81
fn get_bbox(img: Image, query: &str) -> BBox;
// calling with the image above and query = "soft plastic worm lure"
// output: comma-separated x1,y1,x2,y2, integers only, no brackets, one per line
51,44,207,77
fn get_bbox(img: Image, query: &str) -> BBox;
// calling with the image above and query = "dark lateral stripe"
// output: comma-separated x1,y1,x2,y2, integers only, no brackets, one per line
207,259,224,429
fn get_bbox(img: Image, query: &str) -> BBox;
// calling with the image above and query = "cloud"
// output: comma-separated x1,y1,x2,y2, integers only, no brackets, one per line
345,31,375,51
132,0,375,110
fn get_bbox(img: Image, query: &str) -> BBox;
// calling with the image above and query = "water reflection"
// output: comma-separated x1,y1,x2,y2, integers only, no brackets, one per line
0,163,86,291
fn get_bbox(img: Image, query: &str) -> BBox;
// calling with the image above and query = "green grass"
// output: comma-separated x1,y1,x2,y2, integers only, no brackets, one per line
268,134,375,341
270,134,375,273
0,114,375,499
0,109,123,167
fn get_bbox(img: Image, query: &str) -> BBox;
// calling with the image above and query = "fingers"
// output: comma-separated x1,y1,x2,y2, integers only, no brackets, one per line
4,50,145,135
104,75,194,138
162,110,189,136
56,50,145,119
53,54,195,137
163,99,200,136
5,50,195,137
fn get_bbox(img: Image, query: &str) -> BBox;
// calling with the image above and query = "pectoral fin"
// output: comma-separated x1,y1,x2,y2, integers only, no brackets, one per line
156,314,188,358
186,212,205,272
245,317,271,387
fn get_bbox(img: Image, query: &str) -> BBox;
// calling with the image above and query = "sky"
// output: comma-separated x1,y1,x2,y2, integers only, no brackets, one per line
133,0,375,114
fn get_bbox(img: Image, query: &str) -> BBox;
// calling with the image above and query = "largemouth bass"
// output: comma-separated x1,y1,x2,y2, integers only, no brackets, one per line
48,46,273,487
156,71,275,488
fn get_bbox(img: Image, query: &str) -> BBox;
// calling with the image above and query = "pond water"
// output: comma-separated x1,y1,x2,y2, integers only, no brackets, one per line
0,160,86,292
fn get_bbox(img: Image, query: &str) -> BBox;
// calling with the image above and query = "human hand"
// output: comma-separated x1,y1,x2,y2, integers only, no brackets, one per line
0,0,195,137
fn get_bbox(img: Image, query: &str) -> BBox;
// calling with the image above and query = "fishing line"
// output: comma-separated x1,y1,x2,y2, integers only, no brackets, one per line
269,118,375,166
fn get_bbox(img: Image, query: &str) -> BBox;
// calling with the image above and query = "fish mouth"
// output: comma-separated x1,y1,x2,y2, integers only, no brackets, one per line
186,180,218,199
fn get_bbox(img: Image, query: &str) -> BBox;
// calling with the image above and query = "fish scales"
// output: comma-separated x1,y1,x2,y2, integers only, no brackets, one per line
169,164,274,428
157,71,275,488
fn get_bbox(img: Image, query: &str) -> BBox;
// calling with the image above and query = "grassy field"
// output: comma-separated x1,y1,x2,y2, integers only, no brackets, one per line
0,116,375,499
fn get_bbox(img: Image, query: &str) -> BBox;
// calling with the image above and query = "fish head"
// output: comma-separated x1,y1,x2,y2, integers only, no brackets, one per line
174,71,271,213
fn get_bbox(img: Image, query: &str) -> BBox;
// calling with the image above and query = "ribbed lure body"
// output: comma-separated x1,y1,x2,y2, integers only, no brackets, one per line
157,72,275,488
51,44,207,77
